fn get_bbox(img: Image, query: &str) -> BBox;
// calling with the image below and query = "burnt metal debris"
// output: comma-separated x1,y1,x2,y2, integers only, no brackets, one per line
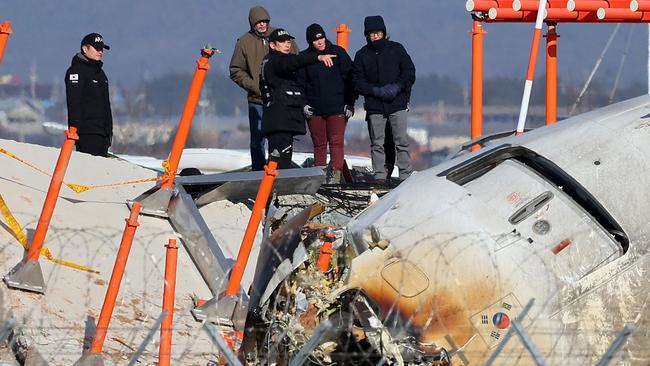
7,91,650,364
124,156,640,364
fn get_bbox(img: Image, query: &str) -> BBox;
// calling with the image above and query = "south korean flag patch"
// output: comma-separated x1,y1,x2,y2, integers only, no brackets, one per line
69,74,79,83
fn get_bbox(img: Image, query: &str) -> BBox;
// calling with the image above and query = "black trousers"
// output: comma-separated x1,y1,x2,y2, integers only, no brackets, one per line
76,134,110,157
267,132,294,169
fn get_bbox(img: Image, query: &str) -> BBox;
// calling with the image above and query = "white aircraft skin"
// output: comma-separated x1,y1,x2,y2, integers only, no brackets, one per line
118,148,384,175
39,121,386,176
344,94,650,364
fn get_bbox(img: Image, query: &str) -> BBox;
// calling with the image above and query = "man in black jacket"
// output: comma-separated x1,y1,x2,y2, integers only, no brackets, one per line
65,33,113,157
260,28,336,169
353,16,416,183
299,23,356,183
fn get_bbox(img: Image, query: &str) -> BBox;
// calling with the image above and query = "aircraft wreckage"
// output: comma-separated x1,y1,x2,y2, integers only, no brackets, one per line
2,95,650,365
236,94,650,365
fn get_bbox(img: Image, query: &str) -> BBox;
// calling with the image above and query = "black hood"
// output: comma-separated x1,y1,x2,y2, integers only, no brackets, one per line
364,15,386,36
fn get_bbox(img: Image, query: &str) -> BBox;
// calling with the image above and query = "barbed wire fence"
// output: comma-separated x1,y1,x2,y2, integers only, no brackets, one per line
0,184,647,365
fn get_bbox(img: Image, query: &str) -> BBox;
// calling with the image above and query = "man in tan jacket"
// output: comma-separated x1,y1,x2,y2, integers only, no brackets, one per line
229,5,297,171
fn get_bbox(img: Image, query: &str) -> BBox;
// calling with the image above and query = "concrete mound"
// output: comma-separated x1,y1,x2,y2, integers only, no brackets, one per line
0,138,261,365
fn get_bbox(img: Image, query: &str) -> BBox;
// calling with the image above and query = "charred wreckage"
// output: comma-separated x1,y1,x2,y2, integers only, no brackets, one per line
148,95,650,365
3,95,650,365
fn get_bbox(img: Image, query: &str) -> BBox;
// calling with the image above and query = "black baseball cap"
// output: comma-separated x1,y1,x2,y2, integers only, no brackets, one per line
81,33,110,50
269,28,295,42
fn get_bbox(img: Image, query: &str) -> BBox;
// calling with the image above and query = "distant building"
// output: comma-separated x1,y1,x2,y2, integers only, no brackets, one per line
0,97,46,139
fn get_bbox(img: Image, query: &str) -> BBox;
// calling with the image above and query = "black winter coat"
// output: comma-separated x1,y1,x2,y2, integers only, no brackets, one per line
352,39,416,115
298,41,356,117
65,53,113,137
260,49,319,136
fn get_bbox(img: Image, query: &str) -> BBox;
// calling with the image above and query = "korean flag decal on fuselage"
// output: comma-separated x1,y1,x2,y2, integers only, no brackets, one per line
69,74,79,83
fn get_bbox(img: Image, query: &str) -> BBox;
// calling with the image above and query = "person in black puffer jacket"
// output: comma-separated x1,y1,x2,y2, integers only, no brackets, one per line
65,33,113,157
260,28,337,169
299,23,356,182
352,16,416,183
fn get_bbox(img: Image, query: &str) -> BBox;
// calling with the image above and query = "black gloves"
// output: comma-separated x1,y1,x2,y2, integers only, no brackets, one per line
372,83,401,101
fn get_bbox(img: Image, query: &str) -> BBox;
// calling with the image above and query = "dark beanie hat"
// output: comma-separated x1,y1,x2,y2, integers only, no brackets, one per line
306,23,326,43
364,15,386,36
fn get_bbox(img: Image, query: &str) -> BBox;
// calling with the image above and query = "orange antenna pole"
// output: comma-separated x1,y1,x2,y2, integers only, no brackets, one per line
545,23,558,125
159,238,179,366
0,21,12,65
225,152,280,296
515,0,548,136
471,19,485,151
4,127,78,294
161,47,215,188
335,23,351,52
85,202,142,358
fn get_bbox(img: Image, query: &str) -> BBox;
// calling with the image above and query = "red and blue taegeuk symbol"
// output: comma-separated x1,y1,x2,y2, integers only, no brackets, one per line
492,312,510,329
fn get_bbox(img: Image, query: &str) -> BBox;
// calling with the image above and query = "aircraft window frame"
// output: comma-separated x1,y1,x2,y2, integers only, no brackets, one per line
439,145,629,253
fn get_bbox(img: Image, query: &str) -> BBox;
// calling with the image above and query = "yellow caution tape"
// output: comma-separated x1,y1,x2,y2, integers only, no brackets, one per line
0,146,164,193
0,147,52,177
64,176,162,193
0,194,99,274
0,194,27,245
41,247,100,274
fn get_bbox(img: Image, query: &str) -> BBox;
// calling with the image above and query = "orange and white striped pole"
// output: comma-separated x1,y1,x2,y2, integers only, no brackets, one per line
515,0,547,135
0,21,12,65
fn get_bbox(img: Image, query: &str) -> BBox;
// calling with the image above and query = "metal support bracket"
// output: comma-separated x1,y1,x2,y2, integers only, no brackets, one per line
127,168,325,327
73,352,104,366
191,291,249,331
167,186,232,296
3,260,46,294
130,186,173,217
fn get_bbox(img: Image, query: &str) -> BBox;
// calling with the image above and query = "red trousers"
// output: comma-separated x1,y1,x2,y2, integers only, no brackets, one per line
308,114,346,170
